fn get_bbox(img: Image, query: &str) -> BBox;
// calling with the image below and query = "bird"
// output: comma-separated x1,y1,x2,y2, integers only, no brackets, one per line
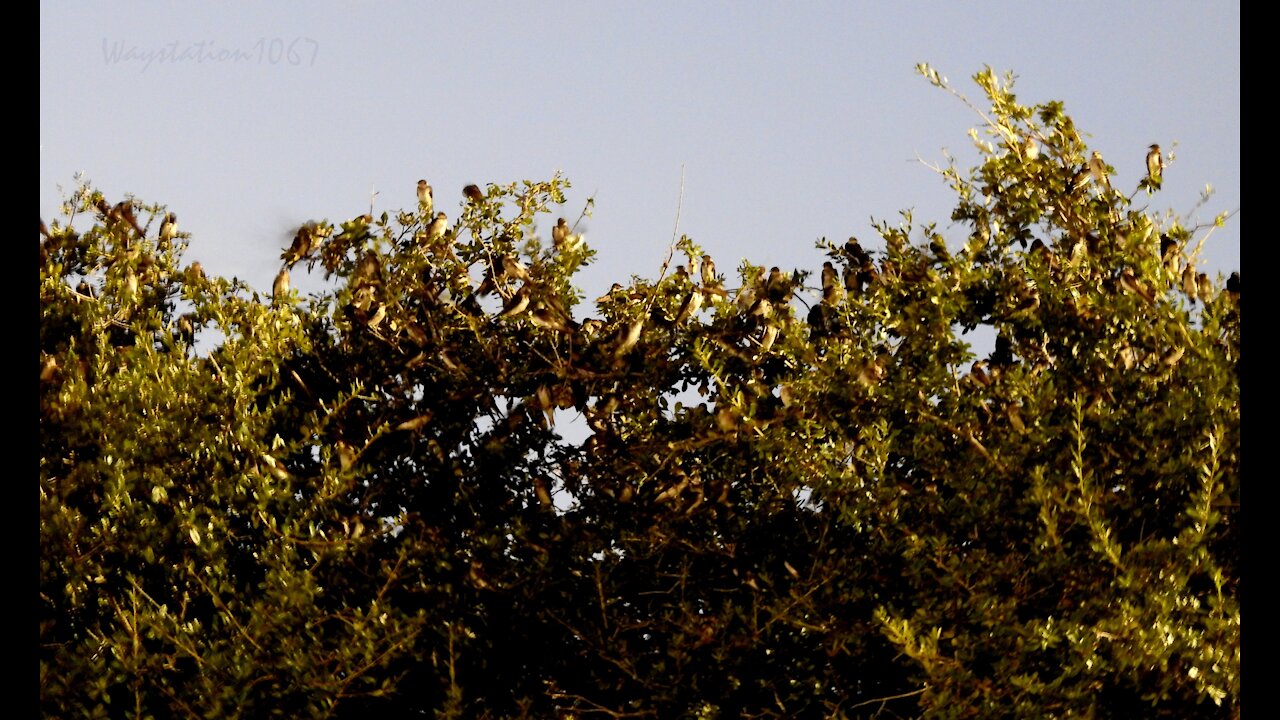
700,254,717,287
756,323,780,354
1226,271,1240,301
765,267,791,302
353,251,382,289
463,184,484,203
423,212,448,245
1196,273,1213,302
613,318,644,360
820,261,838,292
1181,264,1199,301
1145,144,1165,190
496,283,532,318
843,237,870,268
273,267,291,301
159,213,178,249
283,223,321,267
529,298,578,333
417,179,433,215
501,254,532,283
1087,151,1111,193
674,286,704,325
550,215,570,249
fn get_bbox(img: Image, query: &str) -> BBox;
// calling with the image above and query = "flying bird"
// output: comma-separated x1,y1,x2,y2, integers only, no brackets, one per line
283,223,322,267
1145,144,1165,190
417,179,433,215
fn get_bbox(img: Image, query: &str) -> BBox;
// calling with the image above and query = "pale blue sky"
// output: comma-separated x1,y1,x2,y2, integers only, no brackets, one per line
40,2,1240,310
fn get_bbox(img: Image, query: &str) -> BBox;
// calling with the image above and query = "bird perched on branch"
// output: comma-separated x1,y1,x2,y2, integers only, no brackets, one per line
273,267,291,302
159,213,178,249
463,184,484,203
417,179,433,215
1145,144,1165,191
1087,151,1112,193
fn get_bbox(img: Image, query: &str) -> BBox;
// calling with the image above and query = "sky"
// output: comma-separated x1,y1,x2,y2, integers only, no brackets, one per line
40,2,1240,319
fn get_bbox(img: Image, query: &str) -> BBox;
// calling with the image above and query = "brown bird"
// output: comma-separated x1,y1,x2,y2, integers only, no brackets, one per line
550,217,571,249
674,286,704,325
1226,271,1240,300
1196,273,1213,302
417,179,433,215
700,254,717,287
1181,264,1198,301
1087,151,1111,193
159,212,178,248
496,283,532,318
613,318,644,359
501,254,531,282
1145,144,1165,190
463,184,484,203
423,212,448,245
283,223,321,267
820,261,838,292
530,298,578,333
765,267,790,302
273,267,291,302
112,200,144,236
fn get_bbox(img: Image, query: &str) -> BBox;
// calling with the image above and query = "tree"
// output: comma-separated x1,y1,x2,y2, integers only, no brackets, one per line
40,66,1239,718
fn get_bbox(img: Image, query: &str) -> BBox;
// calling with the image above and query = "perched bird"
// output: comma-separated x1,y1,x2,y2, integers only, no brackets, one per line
1087,151,1111,193
112,200,144,237
1226,271,1240,300
1196,273,1213,303
463,184,484,203
1160,235,1182,277
674,286,704,325
1181,264,1199,301
765,267,791,302
501,254,531,283
496,283,532,318
530,298,578,333
417,179,433,215
820,261,838,292
1145,144,1165,190
423,212,448,245
159,213,178,249
1021,136,1040,160
579,317,605,339
844,237,870,268
353,251,382,289
273,267,291,302
613,318,644,359
843,265,860,295
700,254,717,287
756,323,780,354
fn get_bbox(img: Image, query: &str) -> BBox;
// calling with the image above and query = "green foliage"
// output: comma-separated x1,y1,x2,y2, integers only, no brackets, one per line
41,67,1238,718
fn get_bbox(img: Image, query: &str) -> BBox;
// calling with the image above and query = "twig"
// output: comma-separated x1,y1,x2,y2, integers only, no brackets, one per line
845,685,928,711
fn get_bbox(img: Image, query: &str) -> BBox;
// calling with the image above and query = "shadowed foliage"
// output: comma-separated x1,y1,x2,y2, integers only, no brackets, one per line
41,66,1238,719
